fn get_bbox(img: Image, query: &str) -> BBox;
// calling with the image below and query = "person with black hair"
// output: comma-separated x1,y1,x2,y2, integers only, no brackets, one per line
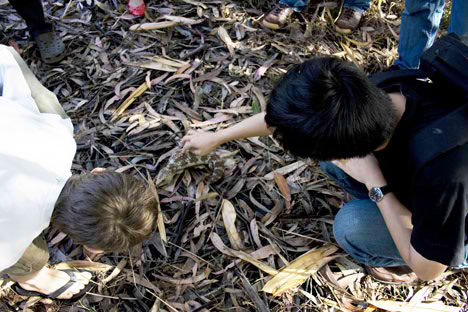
181,56,468,283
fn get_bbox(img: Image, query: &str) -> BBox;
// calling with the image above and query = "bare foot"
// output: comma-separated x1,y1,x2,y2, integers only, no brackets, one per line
10,267,92,299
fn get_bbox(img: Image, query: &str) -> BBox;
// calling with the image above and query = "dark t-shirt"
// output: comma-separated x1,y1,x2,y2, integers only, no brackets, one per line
374,82,468,267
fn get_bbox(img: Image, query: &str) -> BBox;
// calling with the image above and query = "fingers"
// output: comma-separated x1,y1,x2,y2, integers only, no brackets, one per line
180,135,191,147
181,140,193,154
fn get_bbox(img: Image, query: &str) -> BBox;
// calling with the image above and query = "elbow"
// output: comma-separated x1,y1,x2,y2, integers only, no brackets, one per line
407,245,447,281
411,263,447,281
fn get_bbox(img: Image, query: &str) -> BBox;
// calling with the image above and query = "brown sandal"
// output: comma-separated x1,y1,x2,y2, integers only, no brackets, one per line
365,265,419,284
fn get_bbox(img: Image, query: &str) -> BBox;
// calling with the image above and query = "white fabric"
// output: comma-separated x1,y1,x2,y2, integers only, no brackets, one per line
0,46,76,272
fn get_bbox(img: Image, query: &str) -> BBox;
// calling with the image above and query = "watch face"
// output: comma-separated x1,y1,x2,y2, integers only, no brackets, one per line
369,187,384,202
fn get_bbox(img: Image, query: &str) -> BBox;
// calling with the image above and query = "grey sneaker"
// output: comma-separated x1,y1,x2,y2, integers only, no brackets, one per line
263,4,294,30
34,31,66,64
335,7,362,33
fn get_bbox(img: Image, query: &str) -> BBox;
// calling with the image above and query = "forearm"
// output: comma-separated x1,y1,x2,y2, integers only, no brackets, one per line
375,193,414,263
216,112,273,144
367,179,447,279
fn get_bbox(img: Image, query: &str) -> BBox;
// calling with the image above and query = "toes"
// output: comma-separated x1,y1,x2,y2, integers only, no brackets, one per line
76,271,92,283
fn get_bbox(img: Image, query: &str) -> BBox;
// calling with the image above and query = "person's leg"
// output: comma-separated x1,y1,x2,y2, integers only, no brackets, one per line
8,0,52,38
4,234,92,299
8,0,66,64
343,0,370,13
448,0,468,35
333,199,406,267
394,0,446,69
2,234,49,277
279,0,308,12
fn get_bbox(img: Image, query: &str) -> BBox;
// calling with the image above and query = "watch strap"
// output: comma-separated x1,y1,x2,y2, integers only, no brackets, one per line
380,185,392,196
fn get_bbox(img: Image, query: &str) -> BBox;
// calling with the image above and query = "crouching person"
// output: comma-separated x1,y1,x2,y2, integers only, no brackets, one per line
181,57,468,283
0,45,158,299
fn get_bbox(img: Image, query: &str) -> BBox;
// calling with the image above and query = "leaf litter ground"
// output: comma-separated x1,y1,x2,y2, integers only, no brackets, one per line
0,0,467,311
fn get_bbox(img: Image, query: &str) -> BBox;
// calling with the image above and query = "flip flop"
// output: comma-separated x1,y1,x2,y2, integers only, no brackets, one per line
11,269,93,301
33,31,66,64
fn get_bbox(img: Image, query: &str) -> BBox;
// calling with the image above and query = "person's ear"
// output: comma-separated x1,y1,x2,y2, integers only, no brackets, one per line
90,167,106,174
83,245,105,261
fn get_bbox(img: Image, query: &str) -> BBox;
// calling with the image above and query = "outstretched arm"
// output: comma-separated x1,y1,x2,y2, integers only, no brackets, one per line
181,112,274,155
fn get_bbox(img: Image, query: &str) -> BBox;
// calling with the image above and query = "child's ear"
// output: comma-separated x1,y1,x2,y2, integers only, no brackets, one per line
90,167,106,174
83,245,105,261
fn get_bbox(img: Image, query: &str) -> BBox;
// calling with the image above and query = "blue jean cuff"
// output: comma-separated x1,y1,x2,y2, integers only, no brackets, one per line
343,5,367,14
279,0,307,12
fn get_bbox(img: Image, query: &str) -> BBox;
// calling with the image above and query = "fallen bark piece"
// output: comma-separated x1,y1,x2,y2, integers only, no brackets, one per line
132,56,189,72
112,81,148,120
54,260,114,273
368,300,461,312
222,199,243,250
130,21,179,31
218,26,236,56
162,15,203,25
210,232,278,276
262,245,339,296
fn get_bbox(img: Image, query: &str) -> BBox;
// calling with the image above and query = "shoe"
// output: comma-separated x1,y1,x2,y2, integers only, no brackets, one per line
262,4,294,30
128,0,146,17
33,31,66,64
365,265,419,284
335,7,362,34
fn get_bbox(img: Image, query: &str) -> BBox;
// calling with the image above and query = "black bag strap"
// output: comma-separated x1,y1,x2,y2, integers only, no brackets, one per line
420,33,468,94
409,104,468,176
369,69,427,88
369,33,468,180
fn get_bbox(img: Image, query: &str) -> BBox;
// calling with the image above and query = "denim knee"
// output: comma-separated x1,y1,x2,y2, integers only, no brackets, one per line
333,200,370,262
333,200,405,267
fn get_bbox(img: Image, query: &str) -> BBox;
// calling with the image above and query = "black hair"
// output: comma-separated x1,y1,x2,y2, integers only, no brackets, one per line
265,57,397,161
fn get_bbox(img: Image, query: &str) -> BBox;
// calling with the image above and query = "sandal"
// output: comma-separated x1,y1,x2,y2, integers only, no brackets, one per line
365,265,419,284
11,269,93,301
33,31,66,64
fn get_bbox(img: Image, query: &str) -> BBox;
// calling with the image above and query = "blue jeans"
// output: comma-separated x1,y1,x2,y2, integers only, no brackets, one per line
395,0,468,69
320,161,468,268
279,0,370,13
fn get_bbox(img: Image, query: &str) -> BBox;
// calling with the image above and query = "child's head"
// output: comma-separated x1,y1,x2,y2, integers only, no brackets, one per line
265,56,398,161
52,171,158,252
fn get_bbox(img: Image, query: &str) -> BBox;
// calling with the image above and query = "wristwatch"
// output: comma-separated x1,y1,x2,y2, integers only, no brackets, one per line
368,185,392,202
